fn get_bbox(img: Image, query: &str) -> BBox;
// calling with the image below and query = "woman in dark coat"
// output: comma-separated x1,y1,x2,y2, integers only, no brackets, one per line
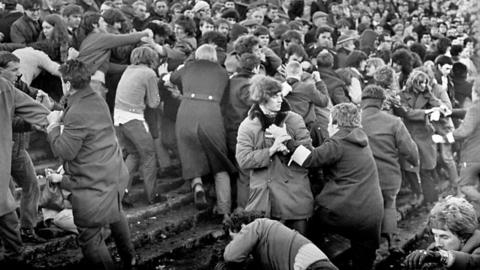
170,44,235,218
287,103,384,270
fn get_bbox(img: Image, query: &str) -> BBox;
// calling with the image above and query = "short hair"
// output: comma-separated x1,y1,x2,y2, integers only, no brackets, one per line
200,31,227,51
286,43,307,60
409,43,427,61
62,4,84,17
221,8,239,21
102,8,126,25
195,44,217,62
374,65,396,89
0,51,20,68
21,0,42,10
315,25,333,39
234,35,260,56
437,37,452,55
450,44,464,58
59,60,91,89
132,0,146,9
331,103,361,128
238,53,260,71
345,50,368,69
365,57,385,70
285,61,302,78
281,30,302,44
435,55,453,67
223,210,265,234
130,46,159,68
249,75,282,104
452,62,467,79
174,15,196,37
199,17,214,27
428,196,478,242
253,26,269,36
373,49,391,65
316,50,334,68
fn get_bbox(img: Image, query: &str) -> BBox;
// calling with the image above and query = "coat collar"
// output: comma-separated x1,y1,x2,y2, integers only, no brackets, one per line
65,86,95,108
248,101,291,130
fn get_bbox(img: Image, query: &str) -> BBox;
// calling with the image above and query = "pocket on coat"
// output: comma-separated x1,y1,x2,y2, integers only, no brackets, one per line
245,183,270,217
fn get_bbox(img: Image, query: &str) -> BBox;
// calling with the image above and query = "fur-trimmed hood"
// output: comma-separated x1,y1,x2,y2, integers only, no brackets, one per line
248,101,291,130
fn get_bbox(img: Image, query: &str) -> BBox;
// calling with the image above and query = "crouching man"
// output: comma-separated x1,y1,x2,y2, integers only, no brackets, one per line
222,211,338,270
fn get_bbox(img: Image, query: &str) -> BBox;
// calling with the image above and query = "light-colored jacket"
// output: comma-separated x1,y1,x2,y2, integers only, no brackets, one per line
236,104,313,220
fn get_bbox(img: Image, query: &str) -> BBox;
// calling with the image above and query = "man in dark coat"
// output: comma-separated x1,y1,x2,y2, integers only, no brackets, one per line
10,0,43,44
224,53,258,209
361,85,419,248
0,77,49,266
289,103,383,270
316,50,351,105
0,0,23,43
46,60,135,270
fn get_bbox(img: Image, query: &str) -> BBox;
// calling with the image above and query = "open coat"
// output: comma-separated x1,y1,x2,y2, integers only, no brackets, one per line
48,87,128,228
236,103,314,220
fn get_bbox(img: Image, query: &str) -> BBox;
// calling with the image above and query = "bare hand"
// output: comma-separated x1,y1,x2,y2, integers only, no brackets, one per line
266,124,288,139
158,63,168,75
47,110,63,124
312,71,321,82
36,90,54,110
46,173,63,183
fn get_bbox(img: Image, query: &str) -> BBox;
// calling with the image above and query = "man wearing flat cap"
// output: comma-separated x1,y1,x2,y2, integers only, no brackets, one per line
336,30,358,68
305,11,329,44
360,85,418,250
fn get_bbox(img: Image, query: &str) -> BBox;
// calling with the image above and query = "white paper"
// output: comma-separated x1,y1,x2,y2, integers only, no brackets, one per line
446,133,455,143
430,110,440,121
432,134,446,143
288,145,311,166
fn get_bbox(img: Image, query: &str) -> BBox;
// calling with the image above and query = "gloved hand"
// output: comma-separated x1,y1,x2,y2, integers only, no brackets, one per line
404,249,442,269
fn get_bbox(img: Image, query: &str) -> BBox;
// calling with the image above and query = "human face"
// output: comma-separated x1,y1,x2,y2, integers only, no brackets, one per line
196,7,211,19
413,77,428,92
313,17,327,27
432,228,462,251
217,23,230,36
252,44,262,58
287,54,303,64
200,22,214,34
439,64,452,76
155,1,168,15
100,3,112,14
135,5,147,20
225,1,235,9
66,14,82,29
226,17,236,25
359,60,367,72
0,61,21,83
184,10,194,19
267,8,278,20
25,5,41,21
174,24,186,39
258,35,269,47
421,34,431,45
251,10,264,24
262,92,283,113
317,32,333,49
366,64,376,76
113,0,122,9
98,17,108,33
42,21,54,40
439,24,447,34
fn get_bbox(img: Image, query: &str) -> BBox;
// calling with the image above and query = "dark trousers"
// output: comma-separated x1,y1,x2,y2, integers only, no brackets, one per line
420,169,438,204
0,211,23,261
11,148,40,229
77,211,134,270
116,120,158,203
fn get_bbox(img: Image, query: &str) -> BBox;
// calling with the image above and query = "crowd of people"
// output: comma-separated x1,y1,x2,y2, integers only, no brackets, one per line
0,0,478,269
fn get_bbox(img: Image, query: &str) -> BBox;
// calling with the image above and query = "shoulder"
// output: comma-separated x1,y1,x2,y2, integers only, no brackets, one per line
286,111,304,123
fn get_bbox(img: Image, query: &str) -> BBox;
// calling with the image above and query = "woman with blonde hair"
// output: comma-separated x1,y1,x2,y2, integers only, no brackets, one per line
170,44,235,221
114,46,162,205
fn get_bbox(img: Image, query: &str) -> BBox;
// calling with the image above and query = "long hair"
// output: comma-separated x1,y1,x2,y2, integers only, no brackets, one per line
44,14,70,44
404,69,431,93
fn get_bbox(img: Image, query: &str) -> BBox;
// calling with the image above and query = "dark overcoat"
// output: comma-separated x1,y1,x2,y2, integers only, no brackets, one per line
47,87,129,228
171,59,235,179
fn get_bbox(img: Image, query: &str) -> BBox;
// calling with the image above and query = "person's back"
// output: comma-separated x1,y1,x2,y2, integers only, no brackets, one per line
224,218,337,270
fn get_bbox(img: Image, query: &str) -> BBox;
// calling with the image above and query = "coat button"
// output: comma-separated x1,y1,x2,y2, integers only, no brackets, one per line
208,96,213,100
191,93,195,97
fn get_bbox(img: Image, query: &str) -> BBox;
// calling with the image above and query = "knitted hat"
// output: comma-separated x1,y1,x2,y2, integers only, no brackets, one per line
362,85,386,100
312,11,328,21
192,0,209,13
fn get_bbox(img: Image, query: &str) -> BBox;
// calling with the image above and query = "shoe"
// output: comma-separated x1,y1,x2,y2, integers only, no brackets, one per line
21,227,47,243
148,193,167,205
193,184,208,210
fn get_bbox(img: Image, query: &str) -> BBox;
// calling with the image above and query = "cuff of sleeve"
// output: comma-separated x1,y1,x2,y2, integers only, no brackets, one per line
46,122,60,134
